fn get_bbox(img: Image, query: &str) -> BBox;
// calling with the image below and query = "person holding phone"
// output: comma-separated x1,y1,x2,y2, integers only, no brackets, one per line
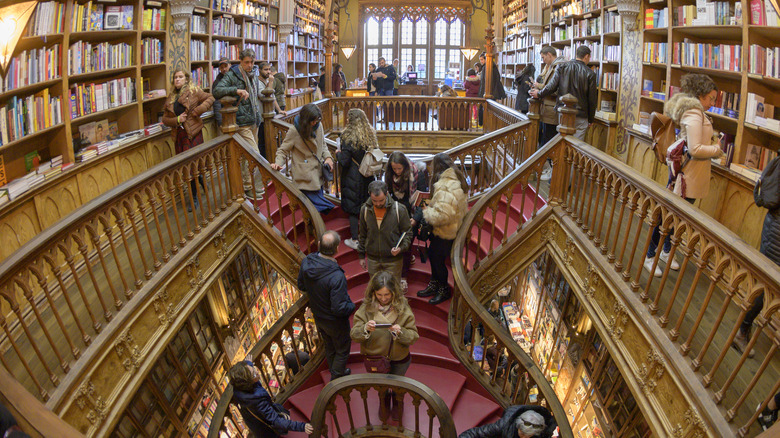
351,271,419,420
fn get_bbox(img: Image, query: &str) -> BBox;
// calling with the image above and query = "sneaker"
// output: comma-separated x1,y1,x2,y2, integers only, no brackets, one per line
643,257,662,277
540,167,553,181
758,403,777,430
410,255,416,265
659,250,680,270
344,238,359,250
400,279,408,292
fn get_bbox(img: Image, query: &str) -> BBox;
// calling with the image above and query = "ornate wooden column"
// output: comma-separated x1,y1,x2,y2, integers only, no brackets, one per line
324,26,334,98
261,88,277,160
483,23,496,100
527,97,541,157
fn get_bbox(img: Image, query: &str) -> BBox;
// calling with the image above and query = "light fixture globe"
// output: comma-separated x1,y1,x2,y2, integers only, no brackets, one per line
616,0,641,31
341,45,356,60
460,47,479,61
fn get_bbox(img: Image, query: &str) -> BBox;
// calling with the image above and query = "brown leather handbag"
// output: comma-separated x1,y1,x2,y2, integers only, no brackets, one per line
364,338,393,374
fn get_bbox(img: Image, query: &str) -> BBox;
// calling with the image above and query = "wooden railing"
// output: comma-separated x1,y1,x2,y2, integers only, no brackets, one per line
309,374,457,438
208,301,324,438
484,99,529,131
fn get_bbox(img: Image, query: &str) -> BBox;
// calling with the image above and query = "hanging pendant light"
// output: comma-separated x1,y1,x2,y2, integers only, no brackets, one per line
341,45,356,59
460,47,480,61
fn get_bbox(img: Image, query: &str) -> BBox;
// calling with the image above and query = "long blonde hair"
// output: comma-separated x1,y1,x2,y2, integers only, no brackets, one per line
168,70,201,104
363,271,406,311
340,108,377,151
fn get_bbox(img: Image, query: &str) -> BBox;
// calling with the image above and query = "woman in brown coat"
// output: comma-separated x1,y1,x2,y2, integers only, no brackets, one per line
162,70,215,210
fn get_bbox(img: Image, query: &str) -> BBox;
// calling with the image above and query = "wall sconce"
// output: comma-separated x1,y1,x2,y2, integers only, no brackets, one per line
0,1,36,75
616,0,641,31
460,47,480,61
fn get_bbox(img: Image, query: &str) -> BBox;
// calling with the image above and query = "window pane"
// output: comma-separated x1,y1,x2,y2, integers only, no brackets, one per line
366,18,378,45
450,49,461,77
381,48,393,63
401,48,413,75
435,49,446,79
434,19,446,45
415,49,427,78
449,19,462,46
382,18,393,45
401,19,413,45
367,48,378,66
415,20,427,45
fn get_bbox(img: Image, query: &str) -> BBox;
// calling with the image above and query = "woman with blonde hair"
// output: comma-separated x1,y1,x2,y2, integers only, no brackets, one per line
351,271,419,419
162,69,214,210
337,108,378,249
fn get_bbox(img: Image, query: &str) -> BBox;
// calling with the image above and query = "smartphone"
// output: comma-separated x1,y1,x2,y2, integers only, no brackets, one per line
374,323,392,328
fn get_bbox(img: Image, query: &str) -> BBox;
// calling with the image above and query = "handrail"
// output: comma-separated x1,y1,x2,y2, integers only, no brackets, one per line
208,299,324,438
451,134,573,438
484,99,529,130
309,374,457,438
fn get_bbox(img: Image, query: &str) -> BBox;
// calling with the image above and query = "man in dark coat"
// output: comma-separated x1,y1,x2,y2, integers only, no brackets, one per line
459,405,557,438
297,230,355,380
212,57,231,130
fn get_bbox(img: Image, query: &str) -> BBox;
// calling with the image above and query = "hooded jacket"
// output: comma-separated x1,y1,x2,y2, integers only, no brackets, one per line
513,66,536,113
458,405,557,438
479,61,507,101
275,119,332,191
336,140,373,215
664,92,723,200
231,366,308,437
161,87,214,140
350,298,419,361
423,168,468,240
212,64,262,127
297,252,355,322
358,196,412,261
539,59,597,123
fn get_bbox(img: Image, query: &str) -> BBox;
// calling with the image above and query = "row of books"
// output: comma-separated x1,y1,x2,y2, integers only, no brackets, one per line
0,92,63,146
574,17,600,38
576,41,602,62
245,22,269,40
294,20,321,36
142,7,166,31
748,45,780,79
745,93,780,133
71,3,134,32
192,67,208,89
293,5,324,24
707,90,740,119
213,16,242,38
604,11,621,33
191,40,208,62
604,46,620,62
287,32,322,49
25,1,65,36
642,79,667,100
212,41,241,61
601,72,618,91
552,25,572,42
644,7,669,28
69,78,136,119
1,45,61,94
67,41,133,76
750,0,780,25
212,0,270,21
672,2,741,26
245,43,267,61
672,41,742,72
191,15,208,34
141,38,164,65
644,42,668,64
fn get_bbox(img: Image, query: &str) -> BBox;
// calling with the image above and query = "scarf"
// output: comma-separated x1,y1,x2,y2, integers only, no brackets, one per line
373,302,398,325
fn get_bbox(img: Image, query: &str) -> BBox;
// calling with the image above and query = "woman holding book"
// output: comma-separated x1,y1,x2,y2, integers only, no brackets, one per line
162,70,214,210
644,73,724,277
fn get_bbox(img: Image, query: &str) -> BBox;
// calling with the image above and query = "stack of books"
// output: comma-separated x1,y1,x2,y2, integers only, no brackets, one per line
4,178,30,201
37,155,63,181
0,189,8,207
76,148,98,162
144,123,163,135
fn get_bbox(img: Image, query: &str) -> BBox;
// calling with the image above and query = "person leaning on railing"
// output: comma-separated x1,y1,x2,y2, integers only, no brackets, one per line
227,361,314,436
642,73,725,278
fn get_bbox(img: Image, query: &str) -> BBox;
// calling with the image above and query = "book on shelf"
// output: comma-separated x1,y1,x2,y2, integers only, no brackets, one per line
27,1,66,36
644,8,668,28
103,6,121,30
748,45,780,78
730,163,761,181
751,0,780,24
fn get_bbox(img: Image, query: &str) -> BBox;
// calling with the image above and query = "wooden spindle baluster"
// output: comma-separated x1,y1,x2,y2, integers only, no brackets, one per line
147,188,171,261
156,183,178,256
716,319,767,404
29,264,80,358
216,150,227,210
610,188,629,266
17,282,68,373
516,177,528,233
358,388,372,430
165,182,186,249
73,233,113,320
396,390,405,429
649,230,681,310
290,202,300,247
329,403,344,435
597,176,617,252
503,191,513,244
427,406,435,437
412,396,421,437
195,163,209,226
728,342,777,422
175,174,195,240
11,301,59,385
615,194,638,275
660,242,695,327
0,316,48,401
100,216,133,299
126,199,155,276
489,208,497,253
184,166,200,231
563,149,575,211
633,209,662,291
670,255,706,341
84,223,122,310
341,392,356,431
49,248,98,337
681,271,722,356
207,156,219,216
586,167,601,238
575,159,588,225
702,302,746,386
625,203,650,286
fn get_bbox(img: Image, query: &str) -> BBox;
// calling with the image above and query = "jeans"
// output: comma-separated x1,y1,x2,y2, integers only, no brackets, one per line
378,88,394,96
574,117,588,140
316,317,352,379
429,235,454,285
389,355,411,376
647,197,695,257
348,213,359,240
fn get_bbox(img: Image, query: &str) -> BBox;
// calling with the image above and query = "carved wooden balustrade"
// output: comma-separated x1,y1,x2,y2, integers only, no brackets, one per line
309,374,457,438
208,300,324,438
483,99,529,131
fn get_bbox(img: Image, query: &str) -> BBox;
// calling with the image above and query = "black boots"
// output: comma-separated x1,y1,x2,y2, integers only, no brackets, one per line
417,280,438,298
429,284,452,305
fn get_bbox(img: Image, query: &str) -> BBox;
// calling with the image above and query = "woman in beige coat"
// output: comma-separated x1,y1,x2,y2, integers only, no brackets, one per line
644,73,724,277
271,103,334,212
416,153,468,305
351,271,419,420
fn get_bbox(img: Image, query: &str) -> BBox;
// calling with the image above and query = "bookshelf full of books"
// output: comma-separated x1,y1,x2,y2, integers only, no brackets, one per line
638,0,780,182
285,0,325,105
500,0,533,96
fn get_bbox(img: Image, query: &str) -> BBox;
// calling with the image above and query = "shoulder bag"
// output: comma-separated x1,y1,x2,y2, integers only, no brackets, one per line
364,337,394,374
303,137,333,183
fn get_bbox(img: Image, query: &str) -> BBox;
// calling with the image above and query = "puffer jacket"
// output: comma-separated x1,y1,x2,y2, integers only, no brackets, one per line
231,367,308,437
760,210,780,266
161,87,214,140
212,64,262,127
664,92,722,200
336,140,373,215
274,119,332,191
464,77,480,97
479,62,507,100
350,298,419,361
459,405,557,438
539,59,598,123
423,168,468,240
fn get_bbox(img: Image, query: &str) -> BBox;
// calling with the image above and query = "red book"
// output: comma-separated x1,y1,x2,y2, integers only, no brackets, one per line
751,0,765,24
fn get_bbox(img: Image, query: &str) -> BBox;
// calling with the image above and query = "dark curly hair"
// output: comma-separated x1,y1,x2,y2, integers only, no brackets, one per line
228,362,257,393
680,73,718,99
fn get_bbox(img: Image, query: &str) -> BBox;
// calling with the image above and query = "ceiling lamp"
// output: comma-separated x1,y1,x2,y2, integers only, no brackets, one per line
0,1,35,75
341,45,356,60
460,47,479,61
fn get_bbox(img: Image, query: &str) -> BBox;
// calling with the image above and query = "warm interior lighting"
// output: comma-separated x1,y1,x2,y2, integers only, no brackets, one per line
341,45,356,60
460,47,479,61
0,2,36,74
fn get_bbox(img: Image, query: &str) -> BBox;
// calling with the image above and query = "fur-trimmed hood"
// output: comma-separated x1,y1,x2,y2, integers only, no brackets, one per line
664,92,704,125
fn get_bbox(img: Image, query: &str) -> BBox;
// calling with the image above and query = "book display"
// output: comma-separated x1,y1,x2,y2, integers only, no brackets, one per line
286,0,326,107
638,0,780,180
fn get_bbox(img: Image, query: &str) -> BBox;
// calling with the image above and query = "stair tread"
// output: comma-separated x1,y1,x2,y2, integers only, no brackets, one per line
450,388,503,433
349,335,452,359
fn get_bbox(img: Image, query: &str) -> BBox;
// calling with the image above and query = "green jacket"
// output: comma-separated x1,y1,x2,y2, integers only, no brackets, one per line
212,64,262,127
273,72,287,109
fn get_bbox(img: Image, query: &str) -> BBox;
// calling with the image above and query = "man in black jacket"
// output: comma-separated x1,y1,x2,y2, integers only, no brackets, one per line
212,57,231,132
372,57,397,96
459,405,556,438
297,231,356,380
531,45,598,140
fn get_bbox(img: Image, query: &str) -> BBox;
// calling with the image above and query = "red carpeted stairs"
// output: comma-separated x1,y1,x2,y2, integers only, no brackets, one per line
260,180,545,437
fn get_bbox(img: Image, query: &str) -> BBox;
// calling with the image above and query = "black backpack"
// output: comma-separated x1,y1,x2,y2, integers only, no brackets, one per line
754,157,780,210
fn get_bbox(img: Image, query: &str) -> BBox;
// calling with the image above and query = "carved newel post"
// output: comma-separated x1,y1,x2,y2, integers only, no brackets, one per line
219,96,239,134
324,26,334,98
261,88,276,160
557,94,578,136
526,97,541,156
483,23,496,100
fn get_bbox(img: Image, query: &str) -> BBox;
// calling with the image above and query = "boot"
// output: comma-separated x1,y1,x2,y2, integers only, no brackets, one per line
379,389,393,422
429,284,452,305
733,327,756,358
417,280,438,298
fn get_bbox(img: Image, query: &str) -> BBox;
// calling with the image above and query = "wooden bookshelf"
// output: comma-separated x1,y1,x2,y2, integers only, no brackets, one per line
286,0,326,104
639,0,780,176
